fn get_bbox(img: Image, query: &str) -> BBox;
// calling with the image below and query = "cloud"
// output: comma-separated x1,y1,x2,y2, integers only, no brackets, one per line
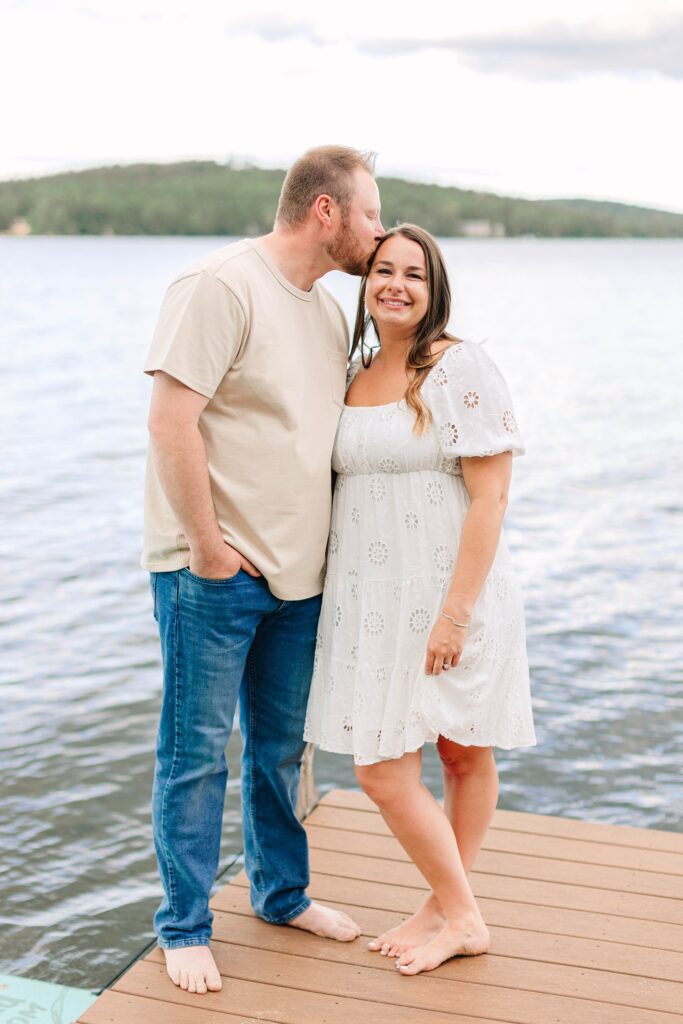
234,14,683,80
231,14,321,45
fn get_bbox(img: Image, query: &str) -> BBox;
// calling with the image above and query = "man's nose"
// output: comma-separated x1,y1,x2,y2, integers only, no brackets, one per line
375,218,385,237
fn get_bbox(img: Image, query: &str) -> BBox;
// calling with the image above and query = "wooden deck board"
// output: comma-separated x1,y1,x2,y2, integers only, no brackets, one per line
216,887,683,983
305,823,682,896
306,809,683,875
78,788,683,1024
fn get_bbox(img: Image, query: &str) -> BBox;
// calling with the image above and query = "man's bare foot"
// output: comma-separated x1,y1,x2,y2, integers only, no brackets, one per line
163,946,223,994
368,892,445,957
396,914,490,975
288,902,361,941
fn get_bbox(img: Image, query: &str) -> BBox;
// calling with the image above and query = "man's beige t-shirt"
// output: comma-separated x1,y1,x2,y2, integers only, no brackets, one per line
141,239,349,600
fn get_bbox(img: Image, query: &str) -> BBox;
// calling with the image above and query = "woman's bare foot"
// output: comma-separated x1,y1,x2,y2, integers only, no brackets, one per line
396,914,490,975
163,946,222,994
288,902,361,941
368,893,445,957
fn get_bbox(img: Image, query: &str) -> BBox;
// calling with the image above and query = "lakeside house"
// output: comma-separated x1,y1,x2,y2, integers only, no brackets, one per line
3,217,31,236
461,219,506,238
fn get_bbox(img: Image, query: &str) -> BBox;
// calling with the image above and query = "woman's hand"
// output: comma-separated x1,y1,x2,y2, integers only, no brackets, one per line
425,616,468,676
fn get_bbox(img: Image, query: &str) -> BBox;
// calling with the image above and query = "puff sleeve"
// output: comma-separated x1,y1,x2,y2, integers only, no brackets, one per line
426,341,525,459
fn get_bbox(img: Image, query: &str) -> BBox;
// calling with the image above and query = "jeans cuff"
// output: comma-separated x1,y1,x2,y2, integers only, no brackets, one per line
263,894,312,926
157,936,211,950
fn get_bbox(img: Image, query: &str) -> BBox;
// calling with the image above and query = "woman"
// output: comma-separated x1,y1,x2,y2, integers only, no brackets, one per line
304,224,536,975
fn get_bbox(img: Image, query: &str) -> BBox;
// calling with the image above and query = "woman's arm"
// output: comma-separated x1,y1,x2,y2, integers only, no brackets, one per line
425,452,512,675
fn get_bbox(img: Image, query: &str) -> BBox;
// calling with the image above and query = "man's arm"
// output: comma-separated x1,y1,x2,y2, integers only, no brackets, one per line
147,370,260,578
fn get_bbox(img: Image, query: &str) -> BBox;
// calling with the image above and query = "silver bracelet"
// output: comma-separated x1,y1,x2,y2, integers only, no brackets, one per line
441,612,469,628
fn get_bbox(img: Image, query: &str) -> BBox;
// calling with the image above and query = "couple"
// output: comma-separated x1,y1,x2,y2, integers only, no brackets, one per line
142,145,536,993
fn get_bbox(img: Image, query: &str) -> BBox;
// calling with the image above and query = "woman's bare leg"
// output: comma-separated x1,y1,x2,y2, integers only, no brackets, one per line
355,750,489,974
368,740,498,958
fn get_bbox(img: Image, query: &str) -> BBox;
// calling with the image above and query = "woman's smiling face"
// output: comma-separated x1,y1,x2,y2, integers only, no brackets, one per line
365,234,429,336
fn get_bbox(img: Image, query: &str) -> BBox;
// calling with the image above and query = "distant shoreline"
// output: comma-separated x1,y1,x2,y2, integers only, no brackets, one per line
2,161,682,238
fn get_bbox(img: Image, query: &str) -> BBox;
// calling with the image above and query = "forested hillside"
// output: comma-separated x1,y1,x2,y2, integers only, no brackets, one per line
1,161,681,237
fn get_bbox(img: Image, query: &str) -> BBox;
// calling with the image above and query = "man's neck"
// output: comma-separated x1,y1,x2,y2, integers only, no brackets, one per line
256,229,334,293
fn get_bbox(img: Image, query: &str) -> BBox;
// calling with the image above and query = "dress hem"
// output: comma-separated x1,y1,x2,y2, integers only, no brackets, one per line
305,730,538,765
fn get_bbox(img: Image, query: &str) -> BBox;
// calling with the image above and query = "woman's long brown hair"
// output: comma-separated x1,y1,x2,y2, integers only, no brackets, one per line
349,223,459,435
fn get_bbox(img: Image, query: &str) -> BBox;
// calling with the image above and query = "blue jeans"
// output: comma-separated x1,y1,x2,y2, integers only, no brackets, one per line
150,567,322,948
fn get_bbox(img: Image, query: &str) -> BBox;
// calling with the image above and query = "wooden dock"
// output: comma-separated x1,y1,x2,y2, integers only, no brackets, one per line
78,788,683,1024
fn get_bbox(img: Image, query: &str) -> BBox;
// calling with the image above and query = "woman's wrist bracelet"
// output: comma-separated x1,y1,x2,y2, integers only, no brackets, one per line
441,612,470,628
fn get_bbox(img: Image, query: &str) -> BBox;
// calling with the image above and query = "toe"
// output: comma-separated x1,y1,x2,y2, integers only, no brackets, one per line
206,968,223,992
179,970,189,990
195,976,207,995
398,961,420,975
187,975,197,994
367,938,382,951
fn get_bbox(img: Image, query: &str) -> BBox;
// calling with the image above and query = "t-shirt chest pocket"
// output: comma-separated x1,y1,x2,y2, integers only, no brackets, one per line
327,350,348,407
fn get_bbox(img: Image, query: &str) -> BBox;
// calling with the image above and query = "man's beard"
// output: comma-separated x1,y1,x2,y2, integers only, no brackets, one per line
326,218,373,276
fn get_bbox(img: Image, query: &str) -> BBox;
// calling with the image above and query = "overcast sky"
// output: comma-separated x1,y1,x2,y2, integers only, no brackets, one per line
4,0,683,211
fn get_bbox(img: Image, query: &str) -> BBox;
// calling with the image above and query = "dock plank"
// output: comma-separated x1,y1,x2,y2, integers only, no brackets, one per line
216,886,683,983
114,960,490,1023
306,809,683,875
79,988,276,1023
78,789,683,1024
304,848,683,923
320,789,683,853
225,871,683,951
185,909,683,1014
133,943,675,1024
305,822,683,896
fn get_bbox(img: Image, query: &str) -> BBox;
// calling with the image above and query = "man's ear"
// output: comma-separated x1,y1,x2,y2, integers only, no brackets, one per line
312,193,335,229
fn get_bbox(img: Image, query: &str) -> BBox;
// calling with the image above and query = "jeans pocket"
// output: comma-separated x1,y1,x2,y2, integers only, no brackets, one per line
181,567,243,586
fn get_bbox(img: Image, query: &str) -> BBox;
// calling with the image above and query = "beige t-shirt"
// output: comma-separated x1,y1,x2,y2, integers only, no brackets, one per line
141,239,349,600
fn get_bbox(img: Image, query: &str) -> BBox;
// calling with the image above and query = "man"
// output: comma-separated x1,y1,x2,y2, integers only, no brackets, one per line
142,146,384,994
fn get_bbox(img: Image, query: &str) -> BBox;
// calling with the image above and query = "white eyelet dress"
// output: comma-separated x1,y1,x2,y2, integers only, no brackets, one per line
303,340,537,765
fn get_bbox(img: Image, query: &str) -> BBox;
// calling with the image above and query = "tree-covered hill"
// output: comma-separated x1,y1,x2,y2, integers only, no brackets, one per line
1,161,681,237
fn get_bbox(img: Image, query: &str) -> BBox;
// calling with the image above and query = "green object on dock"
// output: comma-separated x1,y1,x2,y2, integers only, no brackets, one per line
0,974,96,1024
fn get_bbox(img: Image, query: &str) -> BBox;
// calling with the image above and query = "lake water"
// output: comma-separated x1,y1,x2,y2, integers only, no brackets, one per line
1,237,681,992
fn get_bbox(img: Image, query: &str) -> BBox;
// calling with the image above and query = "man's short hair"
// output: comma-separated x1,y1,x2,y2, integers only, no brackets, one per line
275,145,376,227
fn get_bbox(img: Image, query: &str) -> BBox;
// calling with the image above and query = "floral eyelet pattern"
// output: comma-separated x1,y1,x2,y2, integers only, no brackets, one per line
409,608,431,633
363,611,385,636
463,391,480,409
404,511,419,529
439,456,460,475
328,530,339,555
370,478,387,502
426,480,444,505
433,545,454,573
379,457,400,473
438,421,460,448
334,605,342,627
351,506,360,524
368,541,389,565
433,367,448,387
503,410,517,433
